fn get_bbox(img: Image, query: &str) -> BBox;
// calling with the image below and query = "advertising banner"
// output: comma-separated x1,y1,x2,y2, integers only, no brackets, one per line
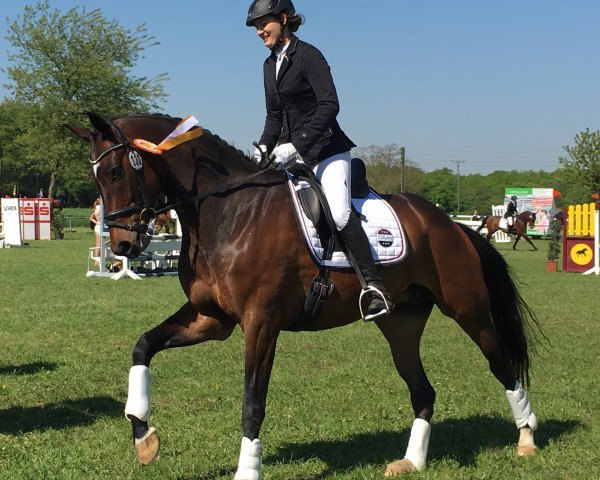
504,188,556,236
1,198,22,246
20,198,37,240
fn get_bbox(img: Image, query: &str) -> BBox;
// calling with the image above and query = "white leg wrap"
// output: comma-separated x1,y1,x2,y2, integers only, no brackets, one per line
403,418,431,470
505,381,537,430
234,437,263,480
124,365,151,422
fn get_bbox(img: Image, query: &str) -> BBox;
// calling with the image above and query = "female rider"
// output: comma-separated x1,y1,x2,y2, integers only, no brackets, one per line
247,0,392,321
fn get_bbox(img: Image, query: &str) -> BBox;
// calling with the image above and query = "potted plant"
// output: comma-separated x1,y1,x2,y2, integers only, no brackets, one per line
51,207,65,240
546,218,561,272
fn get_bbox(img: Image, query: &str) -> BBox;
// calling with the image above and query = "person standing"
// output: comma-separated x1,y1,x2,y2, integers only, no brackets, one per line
247,0,392,320
89,197,102,266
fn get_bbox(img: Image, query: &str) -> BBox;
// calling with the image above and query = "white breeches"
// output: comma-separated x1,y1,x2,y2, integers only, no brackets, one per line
312,151,352,230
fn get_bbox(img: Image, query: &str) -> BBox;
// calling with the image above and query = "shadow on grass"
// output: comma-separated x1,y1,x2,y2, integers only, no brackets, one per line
0,362,58,376
246,415,580,478
0,396,123,435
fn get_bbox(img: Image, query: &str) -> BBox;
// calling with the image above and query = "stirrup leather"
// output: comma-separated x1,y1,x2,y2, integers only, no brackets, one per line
359,286,392,320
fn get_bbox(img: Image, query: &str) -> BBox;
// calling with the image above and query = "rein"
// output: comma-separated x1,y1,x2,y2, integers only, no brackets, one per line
154,167,280,216
91,121,278,232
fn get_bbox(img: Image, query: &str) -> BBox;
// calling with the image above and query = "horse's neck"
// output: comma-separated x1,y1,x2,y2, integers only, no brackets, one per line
161,133,272,247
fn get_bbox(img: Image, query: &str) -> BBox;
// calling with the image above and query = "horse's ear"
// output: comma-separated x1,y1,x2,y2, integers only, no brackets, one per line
64,124,92,143
87,112,114,138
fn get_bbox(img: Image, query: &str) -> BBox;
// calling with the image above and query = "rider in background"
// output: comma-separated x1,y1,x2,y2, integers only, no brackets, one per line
504,195,518,234
246,0,392,320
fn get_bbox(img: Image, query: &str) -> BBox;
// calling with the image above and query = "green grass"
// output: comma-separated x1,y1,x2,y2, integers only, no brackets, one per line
1,232,599,479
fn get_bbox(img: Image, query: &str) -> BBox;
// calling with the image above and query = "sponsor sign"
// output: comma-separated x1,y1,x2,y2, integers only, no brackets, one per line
504,188,556,236
1,198,22,246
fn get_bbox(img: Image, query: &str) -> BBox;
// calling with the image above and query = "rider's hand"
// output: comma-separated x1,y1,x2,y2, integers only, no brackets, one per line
252,144,267,164
272,143,300,165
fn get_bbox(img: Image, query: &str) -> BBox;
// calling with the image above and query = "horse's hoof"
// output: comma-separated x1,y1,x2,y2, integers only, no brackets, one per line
385,459,418,476
517,444,537,457
135,426,160,465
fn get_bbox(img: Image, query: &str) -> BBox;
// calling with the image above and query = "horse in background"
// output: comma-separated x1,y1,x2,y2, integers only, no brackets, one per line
477,211,538,251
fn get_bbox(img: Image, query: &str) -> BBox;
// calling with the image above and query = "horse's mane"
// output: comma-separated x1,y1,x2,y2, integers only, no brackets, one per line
112,113,254,165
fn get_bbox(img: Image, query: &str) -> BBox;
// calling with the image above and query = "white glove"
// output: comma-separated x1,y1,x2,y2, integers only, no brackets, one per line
252,144,267,164
272,143,300,165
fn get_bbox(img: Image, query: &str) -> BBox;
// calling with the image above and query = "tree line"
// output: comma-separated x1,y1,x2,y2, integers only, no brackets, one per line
353,144,596,214
1,1,599,212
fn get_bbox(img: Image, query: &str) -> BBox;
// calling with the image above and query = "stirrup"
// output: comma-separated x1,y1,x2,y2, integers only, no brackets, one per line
359,286,392,321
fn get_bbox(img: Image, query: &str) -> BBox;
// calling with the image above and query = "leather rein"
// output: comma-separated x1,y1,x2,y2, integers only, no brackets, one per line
89,122,276,234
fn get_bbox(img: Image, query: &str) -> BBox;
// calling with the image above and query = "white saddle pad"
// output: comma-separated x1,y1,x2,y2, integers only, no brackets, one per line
499,217,508,229
287,177,407,268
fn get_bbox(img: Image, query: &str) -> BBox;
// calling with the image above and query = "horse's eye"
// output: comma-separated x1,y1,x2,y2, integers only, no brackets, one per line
109,166,124,181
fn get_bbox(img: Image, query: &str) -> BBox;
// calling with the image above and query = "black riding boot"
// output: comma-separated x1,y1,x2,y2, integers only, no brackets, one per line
338,214,393,321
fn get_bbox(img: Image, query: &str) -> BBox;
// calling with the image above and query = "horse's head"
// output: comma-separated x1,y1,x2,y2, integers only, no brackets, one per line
526,211,536,229
66,112,172,257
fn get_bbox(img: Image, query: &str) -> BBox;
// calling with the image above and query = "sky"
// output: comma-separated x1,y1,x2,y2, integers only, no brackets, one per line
1,0,599,175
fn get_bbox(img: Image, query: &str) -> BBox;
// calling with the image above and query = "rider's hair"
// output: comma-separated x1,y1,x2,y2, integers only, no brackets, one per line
285,13,304,33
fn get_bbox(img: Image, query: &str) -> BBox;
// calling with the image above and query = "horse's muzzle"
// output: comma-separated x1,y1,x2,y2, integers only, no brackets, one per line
114,234,151,258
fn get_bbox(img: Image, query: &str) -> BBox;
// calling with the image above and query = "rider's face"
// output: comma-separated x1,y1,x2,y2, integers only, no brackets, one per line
254,15,282,49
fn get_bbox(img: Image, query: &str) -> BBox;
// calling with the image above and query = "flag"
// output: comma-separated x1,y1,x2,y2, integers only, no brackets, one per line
552,189,561,197
592,193,600,199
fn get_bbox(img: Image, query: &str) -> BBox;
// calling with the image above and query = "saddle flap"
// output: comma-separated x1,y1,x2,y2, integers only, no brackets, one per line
287,175,407,268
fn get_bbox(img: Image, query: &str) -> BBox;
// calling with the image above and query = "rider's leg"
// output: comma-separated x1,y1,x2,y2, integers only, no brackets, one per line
313,152,392,321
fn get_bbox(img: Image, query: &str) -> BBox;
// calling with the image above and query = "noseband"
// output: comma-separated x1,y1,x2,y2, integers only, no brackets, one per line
90,122,156,234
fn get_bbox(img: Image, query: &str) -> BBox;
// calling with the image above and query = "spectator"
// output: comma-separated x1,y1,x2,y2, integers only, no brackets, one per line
471,210,481,221
89,197,102,266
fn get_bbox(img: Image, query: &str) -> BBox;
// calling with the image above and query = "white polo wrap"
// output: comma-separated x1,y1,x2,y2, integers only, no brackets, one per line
403,418,431,470
124,365,151,422
234,436,263,480
505,381,538,430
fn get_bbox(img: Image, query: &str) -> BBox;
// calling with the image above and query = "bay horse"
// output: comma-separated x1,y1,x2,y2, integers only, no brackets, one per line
67,113,540,478
477,211,538,251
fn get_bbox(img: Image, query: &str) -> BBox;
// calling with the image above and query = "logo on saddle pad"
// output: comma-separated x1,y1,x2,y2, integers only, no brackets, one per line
377,228,394,247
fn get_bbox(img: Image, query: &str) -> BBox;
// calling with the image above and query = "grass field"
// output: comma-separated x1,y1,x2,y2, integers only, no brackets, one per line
0,230,599,479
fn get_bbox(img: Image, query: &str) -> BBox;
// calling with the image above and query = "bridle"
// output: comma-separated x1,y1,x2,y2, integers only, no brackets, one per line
89,121,280,235
89,121,156,234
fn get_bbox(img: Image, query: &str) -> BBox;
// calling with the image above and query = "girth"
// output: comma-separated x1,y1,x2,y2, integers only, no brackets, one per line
285,162,368,331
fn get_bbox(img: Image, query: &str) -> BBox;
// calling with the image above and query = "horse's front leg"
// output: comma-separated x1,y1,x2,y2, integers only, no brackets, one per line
234,321,280,480
523,235,538,251
125,301,236,465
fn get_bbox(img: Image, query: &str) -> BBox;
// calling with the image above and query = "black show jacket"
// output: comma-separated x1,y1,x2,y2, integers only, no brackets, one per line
258,36,355,166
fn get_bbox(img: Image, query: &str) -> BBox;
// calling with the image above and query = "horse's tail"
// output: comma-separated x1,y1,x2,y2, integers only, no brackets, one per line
457,223,538,386
476,216,489,233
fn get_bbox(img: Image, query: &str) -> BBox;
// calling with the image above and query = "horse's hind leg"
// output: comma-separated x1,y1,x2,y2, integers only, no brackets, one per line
453,306,538,457
125,301,236,465
375,300,436,476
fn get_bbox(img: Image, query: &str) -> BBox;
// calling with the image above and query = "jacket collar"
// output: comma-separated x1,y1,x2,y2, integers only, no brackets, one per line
274,35,298,84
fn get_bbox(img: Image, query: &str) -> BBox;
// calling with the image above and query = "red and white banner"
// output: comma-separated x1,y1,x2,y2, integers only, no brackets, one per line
19,198,51,240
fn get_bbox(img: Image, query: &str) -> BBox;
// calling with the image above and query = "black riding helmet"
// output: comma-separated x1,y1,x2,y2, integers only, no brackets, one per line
511,195,517,201
246,0,295,26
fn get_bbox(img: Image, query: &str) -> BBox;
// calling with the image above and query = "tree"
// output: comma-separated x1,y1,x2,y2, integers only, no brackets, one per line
559,128,600,199
420,168,456,212
2,1,168,201
352,144,425,194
